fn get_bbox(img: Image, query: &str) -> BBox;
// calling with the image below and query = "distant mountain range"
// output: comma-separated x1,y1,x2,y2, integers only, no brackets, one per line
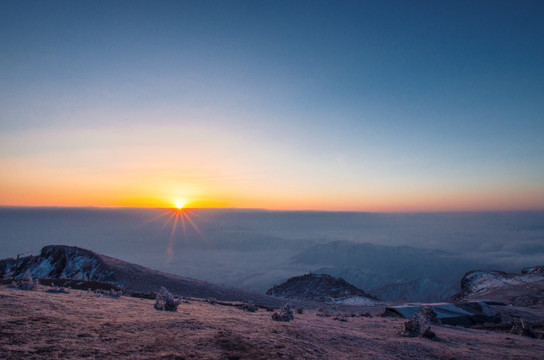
3,244,543,308
293,240,490,301
3,209,543,303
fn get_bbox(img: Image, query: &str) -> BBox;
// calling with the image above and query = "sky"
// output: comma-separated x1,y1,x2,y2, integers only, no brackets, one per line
1,0,543,211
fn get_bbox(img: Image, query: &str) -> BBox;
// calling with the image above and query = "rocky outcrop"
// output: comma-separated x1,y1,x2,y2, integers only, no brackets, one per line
451,267,544,305
266,273,379,304
0,245,118,285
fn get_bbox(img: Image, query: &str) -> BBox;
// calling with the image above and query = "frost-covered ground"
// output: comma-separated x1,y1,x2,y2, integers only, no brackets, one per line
333,296,379,306
1,286,544,359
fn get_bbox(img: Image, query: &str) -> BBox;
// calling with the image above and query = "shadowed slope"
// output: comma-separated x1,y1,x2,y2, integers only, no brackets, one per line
0,245,285,306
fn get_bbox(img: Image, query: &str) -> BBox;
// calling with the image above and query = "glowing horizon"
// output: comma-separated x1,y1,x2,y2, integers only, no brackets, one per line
1,190,543,213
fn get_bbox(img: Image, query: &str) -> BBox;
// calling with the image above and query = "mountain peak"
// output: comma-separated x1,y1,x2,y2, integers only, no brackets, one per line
266,272,379,304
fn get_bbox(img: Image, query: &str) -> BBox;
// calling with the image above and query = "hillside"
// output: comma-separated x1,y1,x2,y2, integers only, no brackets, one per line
0,245,286,307
2,286,544,359
266,273,379,305
452,266,544,305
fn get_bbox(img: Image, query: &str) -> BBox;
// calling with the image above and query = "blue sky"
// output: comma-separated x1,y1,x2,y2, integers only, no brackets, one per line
1,0,543,210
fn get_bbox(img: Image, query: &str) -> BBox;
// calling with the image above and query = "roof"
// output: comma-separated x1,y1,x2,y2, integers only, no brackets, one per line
386,303,473,320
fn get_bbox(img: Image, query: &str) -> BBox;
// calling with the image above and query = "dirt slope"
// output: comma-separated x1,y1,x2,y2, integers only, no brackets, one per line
1,286,544,359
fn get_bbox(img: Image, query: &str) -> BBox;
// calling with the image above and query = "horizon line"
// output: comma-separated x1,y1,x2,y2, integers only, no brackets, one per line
1,205,543,214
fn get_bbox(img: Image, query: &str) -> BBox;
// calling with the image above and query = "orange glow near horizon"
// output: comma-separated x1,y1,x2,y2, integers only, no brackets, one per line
0,159,543,212
1,125,543,213
1,190,544,212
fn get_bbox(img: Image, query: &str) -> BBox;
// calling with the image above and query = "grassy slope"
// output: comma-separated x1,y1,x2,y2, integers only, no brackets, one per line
1,287,544,359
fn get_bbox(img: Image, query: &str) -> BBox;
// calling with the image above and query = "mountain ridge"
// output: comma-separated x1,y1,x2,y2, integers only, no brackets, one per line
0,245,287,307
451,266,544,305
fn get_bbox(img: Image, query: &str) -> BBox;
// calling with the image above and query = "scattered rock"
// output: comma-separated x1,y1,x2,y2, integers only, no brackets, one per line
401,307,439,339
46,286,70,294
421,327,437,339
510,319,537,338
154,286,181,312
272,303,294,322
14,272,38,291
316,309,331,317
333,314,348,322
94,289,122,298
402,316,423,337
240,302,258,312
207,298,217,305
419,305,441,325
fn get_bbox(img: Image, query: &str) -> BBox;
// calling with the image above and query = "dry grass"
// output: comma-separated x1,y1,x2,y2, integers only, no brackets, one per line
1,287,543,359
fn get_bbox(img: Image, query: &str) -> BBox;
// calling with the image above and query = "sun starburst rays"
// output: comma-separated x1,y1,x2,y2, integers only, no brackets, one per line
148,206,207,262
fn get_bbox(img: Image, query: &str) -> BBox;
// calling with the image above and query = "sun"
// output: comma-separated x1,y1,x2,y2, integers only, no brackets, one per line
174,199,186,210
